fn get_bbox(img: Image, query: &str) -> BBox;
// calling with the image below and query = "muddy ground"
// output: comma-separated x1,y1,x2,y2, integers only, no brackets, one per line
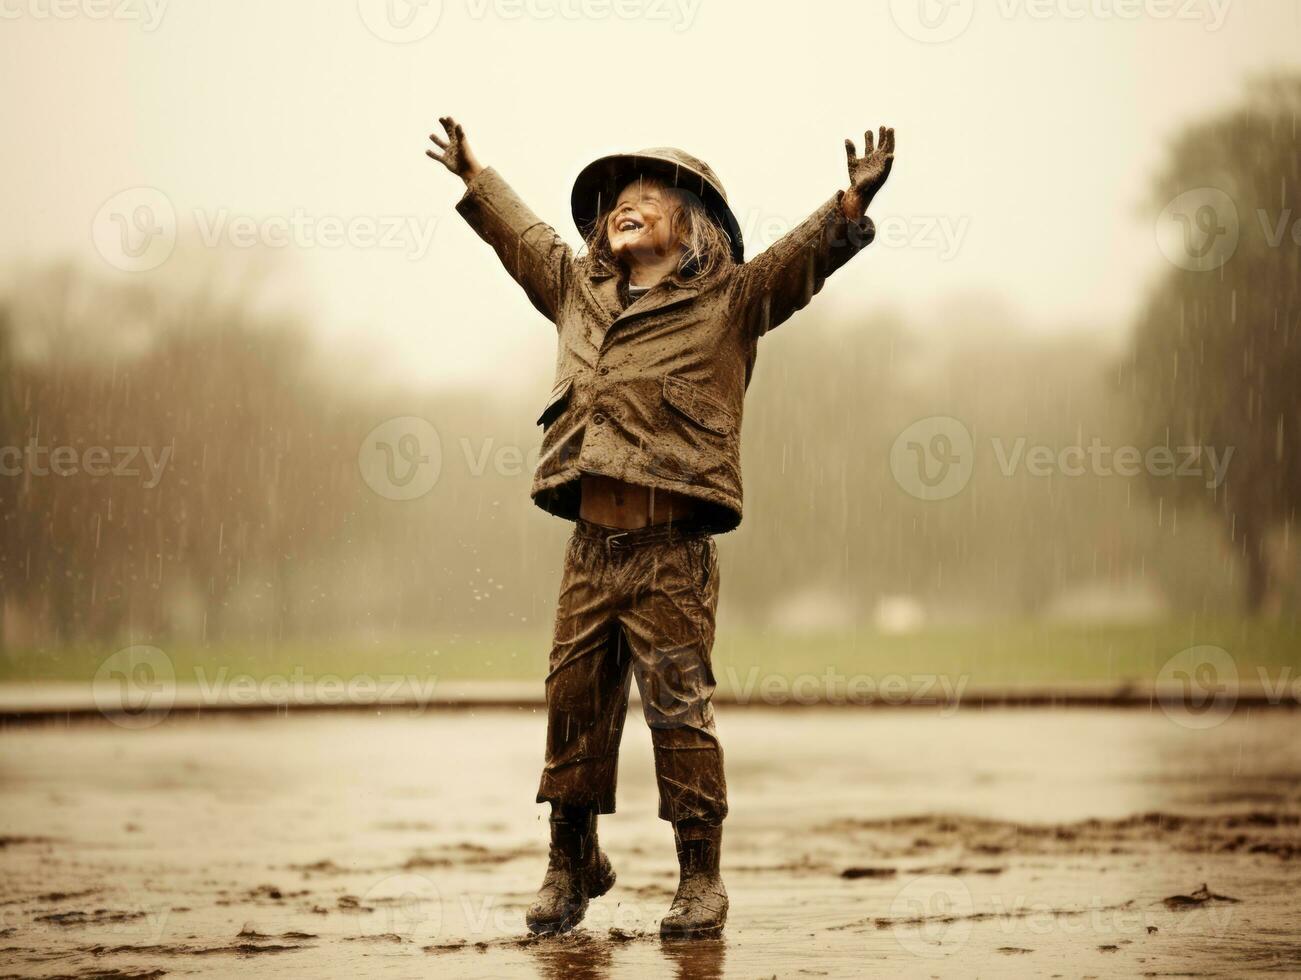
2,708,1300,978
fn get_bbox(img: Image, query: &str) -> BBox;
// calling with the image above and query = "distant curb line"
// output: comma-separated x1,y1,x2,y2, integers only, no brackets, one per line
1,681,1297,726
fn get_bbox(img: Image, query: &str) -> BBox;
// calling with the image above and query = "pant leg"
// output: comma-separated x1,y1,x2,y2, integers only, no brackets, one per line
616,534,728,828
536,532,631,814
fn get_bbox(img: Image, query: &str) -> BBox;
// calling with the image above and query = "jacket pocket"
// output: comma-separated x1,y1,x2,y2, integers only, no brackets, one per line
662,376,735,437
536,375,575,428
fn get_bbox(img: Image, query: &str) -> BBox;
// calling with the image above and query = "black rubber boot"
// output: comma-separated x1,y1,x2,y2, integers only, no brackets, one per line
525,804,616,935
660,823,728,939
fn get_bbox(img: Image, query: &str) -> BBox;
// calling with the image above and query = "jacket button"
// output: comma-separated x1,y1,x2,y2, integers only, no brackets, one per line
592,412,606,425
598,366,610,376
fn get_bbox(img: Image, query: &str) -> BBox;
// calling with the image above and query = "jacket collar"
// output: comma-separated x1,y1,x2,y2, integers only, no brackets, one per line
585,260,710,326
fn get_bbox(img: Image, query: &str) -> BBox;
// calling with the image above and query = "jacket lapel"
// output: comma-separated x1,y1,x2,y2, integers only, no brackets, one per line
616,282,701,324
584,268,624,326
582,264,709,349
586,265,704,315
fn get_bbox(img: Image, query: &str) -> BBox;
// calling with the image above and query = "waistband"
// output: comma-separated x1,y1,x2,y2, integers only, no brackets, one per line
573,517,711,551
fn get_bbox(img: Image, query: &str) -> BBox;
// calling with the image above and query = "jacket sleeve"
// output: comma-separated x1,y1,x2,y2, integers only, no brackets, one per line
454,167,574,324
731,189,876,339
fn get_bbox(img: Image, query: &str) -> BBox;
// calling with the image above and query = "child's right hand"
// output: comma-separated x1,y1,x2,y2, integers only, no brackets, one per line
427,115,484,184
842,126,895,219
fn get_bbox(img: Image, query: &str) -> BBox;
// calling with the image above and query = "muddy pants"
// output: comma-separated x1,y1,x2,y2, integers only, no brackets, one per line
536,519,727,836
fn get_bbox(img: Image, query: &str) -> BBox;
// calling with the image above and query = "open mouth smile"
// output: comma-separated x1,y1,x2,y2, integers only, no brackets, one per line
615,217,644,233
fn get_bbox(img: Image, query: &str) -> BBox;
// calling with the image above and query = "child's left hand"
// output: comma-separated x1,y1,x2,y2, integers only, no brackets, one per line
842,126,896,218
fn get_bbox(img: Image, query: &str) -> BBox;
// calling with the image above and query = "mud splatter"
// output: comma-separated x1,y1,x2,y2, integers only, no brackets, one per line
822,811,1301,860
425,927,657,955
33,971,167,979
244,884,309,901
859,899,1138,930
81,940,312,957
839,866,896,879
0,835,54,848
289,859,350,874
342,933,407,944
403,842,539,869
236,927,318,940
36,910,147,927
1161,884,1240,909
4,709,1301,976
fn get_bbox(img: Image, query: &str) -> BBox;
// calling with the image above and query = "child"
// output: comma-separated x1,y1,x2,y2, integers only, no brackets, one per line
427,116,894,939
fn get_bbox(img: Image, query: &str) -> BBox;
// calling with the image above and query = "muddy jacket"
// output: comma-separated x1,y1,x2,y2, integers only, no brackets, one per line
455,167,876,533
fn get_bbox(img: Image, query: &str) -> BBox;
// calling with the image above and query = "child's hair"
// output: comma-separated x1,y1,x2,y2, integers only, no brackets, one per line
582,176,736,285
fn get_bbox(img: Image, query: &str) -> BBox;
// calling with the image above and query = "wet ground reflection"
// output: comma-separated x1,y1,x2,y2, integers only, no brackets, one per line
2,708,1299,977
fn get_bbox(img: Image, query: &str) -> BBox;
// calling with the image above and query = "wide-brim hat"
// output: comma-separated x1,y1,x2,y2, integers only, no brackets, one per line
571,147,744,264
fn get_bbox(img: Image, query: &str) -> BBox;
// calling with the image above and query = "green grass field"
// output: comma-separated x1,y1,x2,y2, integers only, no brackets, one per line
2,618,1297,692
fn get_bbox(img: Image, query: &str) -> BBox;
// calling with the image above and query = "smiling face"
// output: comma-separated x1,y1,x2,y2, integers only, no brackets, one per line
606,177,683,265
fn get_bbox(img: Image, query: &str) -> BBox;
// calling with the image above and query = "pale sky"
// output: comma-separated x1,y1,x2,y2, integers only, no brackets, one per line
1,0,1298,390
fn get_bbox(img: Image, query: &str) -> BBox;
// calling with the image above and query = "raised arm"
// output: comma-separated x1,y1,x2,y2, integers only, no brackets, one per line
733,126,895,339
427,116,574,324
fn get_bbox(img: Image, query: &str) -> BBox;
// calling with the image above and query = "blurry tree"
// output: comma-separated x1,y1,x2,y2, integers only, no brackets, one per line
0,263,361,647
1127,75,1301,613
0,306,16,649
133,303,358,643
0,246,1261,658
741,301,1231,624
